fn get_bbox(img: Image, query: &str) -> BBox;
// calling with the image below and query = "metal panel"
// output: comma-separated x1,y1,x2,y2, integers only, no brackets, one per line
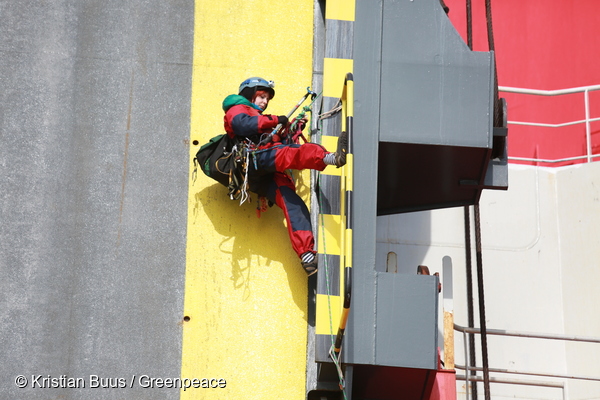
344,0,383,366
379,0,494,149
346,0,454,370
375,274,439,369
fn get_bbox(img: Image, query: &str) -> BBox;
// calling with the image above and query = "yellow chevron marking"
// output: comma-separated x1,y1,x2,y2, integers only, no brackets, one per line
323,58,354,98
345,153,354,191
325,0,356,21
316,294,342,335
345,228,353,266
318,214,342,255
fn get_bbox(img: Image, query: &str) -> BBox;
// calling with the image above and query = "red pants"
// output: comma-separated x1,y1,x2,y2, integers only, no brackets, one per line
249,143,328,259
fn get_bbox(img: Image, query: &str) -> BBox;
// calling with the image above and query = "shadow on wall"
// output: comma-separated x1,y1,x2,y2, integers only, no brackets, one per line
191,177,310,320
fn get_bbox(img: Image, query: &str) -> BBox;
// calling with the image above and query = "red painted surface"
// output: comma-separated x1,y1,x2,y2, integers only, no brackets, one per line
352,365,436,400
445,0,600,166
428,370,457,400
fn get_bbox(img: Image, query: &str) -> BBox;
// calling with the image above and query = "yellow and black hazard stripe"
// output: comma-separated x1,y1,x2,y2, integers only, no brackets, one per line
314,0,355,363
333,74,353,355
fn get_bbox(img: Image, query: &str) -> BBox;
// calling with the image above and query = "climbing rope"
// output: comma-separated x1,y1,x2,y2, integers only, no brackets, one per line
463,205,478,400
485,0,501,129
463,1,496,398
466,0,473,50
464,0,501,128
474,204,491,400
318,99,342,121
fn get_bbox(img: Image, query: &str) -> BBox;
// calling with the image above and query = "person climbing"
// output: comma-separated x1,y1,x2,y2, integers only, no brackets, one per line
222,77,348,276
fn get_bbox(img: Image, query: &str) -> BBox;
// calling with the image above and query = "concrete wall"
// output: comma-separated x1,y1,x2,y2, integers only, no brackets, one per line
377,162,600,400
1,1,194,399
2,1,319,399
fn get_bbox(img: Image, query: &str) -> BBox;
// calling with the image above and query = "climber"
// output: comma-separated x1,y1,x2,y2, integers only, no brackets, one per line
222,77,348,276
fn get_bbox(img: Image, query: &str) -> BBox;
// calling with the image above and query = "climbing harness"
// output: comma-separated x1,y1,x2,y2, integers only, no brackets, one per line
232,140,252,204
232,88,322,208
259,87,318,146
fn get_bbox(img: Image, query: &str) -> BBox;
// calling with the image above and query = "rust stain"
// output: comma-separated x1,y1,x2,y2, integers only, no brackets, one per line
117,70,135,246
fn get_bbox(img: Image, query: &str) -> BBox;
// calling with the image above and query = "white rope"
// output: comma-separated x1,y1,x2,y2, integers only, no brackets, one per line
329,346,346,390
318,99,342,120
238,145,251,205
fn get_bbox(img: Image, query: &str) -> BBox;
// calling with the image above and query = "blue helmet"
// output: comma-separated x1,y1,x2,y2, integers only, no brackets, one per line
238,77,275,100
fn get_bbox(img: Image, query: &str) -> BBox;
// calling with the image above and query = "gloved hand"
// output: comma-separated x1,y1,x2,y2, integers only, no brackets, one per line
277,115,289,126
297,118,308,131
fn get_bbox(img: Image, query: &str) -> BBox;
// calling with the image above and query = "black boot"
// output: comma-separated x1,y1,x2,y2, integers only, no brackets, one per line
334,131,348,168
301,260,318,276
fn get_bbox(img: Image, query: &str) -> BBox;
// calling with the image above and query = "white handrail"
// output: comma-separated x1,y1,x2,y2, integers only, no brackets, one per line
509,116,600,128
455,323,600,344
499,85,600,164
510,154,600,164
499,84,600,96
455,323,600,400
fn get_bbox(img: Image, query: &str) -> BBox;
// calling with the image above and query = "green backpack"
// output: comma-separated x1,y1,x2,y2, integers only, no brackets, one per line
194,134,245,199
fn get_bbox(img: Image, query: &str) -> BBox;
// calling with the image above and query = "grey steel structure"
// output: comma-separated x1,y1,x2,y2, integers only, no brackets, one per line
1,2,193,399
308,0,507,398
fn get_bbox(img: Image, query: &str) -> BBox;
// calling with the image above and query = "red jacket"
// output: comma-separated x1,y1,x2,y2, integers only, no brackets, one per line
222,94,279,144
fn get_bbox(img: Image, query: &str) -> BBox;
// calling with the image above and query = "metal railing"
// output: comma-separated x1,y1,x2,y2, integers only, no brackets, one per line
454,323,600,400
499,84,600,164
